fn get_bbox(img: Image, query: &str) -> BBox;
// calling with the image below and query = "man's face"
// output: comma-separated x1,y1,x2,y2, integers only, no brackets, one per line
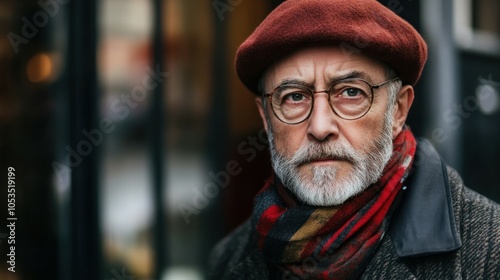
256,47,402,206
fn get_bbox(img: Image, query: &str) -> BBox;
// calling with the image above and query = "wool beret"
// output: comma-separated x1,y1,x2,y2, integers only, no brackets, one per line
235,0,428,94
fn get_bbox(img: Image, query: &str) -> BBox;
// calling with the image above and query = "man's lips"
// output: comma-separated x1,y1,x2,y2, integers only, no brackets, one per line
298,156,351,166
310,158,340,164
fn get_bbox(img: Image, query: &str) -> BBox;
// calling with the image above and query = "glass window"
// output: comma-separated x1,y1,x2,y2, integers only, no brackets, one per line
455,0,500,54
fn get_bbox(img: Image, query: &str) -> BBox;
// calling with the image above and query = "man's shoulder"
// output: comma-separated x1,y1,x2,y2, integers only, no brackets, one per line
210,219,253,259
366,165,500,279
447,166,500,277
207,219,257,279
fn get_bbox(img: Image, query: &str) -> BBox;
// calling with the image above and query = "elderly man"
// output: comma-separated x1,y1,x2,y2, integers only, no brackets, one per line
209,0,500,279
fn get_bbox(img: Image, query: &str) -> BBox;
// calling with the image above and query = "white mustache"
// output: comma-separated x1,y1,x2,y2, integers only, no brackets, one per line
289,142,359,166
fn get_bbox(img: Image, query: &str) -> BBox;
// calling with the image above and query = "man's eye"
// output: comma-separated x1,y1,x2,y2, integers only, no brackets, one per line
342,88,363,97
281,92,307,102
289,93,304,101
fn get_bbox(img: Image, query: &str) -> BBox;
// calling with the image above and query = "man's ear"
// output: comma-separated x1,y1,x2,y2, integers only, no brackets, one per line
392,85,414,138
255,97,269,133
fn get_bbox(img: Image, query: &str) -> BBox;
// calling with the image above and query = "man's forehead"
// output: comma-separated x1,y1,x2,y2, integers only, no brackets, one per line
264,47,386,86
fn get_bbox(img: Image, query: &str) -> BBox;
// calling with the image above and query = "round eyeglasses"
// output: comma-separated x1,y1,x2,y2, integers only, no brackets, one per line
263,77,400,124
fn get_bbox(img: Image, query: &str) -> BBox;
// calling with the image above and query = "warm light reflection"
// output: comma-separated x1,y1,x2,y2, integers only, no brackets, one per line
26,53,53,83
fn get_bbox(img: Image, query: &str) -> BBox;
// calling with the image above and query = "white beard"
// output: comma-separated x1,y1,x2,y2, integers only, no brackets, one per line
266,107,394,206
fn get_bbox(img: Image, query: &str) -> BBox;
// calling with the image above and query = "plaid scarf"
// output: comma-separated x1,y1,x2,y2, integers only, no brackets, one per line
251,127,417,280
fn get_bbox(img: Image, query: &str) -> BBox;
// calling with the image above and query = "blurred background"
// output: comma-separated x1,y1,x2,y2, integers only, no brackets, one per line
0,0,499,279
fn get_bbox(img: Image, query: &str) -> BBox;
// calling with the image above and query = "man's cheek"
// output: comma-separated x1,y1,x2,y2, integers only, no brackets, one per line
275,139,290,157
278,144,296,160
273,130,290,152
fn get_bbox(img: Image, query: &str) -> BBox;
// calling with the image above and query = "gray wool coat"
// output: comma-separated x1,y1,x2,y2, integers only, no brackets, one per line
208,140,500,279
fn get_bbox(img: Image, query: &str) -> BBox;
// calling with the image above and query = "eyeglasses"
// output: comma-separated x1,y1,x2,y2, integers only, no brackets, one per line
263,77,399,124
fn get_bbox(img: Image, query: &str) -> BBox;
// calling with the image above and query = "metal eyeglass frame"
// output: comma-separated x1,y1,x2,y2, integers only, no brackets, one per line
263,77,400,124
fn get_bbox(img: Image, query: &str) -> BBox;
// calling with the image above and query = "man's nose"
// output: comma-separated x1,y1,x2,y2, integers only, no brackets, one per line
306,93,339,141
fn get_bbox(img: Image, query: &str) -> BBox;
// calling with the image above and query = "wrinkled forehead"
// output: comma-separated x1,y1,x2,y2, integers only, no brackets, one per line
263,46,388,90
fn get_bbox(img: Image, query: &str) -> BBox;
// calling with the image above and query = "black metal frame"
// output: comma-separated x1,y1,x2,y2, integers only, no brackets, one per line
66,0,102,279
64,0,168,278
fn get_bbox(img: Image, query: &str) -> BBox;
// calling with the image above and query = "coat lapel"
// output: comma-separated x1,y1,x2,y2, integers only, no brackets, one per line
389,139,461,257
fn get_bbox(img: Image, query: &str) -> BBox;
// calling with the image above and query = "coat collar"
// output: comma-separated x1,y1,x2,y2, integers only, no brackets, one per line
389,138,462,257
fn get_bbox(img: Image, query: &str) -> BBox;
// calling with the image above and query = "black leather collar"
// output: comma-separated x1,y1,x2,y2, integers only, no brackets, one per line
389,139,462,257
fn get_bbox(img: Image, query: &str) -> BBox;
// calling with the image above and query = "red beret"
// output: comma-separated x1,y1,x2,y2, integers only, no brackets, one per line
235,0,428,94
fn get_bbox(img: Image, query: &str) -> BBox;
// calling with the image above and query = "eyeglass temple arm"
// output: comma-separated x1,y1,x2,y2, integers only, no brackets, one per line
371,77,400,89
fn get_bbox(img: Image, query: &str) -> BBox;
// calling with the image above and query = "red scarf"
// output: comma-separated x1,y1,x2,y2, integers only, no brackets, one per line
251,127,417,279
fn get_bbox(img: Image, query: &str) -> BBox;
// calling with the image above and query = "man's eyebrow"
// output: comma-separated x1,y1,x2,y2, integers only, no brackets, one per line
274,71,372,89
275,79,312,88
329,71,370,83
